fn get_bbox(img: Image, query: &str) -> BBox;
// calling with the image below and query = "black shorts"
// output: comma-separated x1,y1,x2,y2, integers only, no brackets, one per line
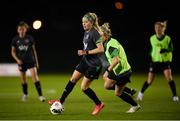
108,69,132,86
18,62,36,72
75,59,102,80
149,62,171,73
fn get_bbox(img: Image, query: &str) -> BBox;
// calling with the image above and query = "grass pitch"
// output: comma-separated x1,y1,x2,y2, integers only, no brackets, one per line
0,73,180,120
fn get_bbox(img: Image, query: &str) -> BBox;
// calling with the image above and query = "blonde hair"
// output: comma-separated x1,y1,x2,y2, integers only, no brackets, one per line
155,20,168,31
101,22,112,37
83,12,102,35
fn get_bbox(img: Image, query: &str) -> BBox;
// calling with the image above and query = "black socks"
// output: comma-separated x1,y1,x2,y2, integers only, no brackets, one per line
60,81,76,103
35,81,42,96
141,81,150,93
83,88,101,105
22,83,28,95
168,80,177,96
119,92,137,106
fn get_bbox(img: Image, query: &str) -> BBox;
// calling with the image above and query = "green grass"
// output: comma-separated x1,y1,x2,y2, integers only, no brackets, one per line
0,73,180,120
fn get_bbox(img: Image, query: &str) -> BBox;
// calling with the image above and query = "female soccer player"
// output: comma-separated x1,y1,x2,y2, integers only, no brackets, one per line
101,23,140,113
48,12,104,115
11,21,45,102
137,21,179,102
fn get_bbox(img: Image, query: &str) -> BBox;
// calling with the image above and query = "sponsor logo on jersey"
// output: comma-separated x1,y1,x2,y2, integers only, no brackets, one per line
18,45,28,51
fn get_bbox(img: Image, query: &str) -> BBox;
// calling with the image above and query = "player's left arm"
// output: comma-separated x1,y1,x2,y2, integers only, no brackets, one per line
32,44,39,69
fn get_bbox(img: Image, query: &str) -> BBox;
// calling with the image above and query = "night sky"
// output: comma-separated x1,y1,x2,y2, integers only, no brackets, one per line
0,0,179,73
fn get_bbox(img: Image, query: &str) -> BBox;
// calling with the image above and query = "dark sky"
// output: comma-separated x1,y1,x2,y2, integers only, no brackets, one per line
0,0,179,73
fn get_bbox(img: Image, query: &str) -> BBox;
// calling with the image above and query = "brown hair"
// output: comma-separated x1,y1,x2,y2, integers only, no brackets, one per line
17,21,30,30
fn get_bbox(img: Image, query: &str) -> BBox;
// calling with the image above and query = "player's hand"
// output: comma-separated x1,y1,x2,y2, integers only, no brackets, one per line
17,59,23,65
78,50,87,56
160,49,168,53
103,71,109,79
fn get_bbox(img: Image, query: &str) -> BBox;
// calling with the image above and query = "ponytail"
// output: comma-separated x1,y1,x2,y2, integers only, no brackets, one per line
101,22,112,37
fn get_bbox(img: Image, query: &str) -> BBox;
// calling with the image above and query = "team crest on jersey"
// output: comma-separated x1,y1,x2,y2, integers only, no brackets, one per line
25,39,29,43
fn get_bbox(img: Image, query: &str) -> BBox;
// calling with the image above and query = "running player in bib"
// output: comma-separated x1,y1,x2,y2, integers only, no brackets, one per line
101,23,140,113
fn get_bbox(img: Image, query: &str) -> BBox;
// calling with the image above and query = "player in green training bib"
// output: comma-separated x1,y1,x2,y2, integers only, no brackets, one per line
137,21,179,102
101,23,140,113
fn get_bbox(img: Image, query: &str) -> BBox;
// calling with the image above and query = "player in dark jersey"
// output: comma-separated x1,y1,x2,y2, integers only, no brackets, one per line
137,21,179,102
48,12,104,115
11,21,45,102
101,23,140,113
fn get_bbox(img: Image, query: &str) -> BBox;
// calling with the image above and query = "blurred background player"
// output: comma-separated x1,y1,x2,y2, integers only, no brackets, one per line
11,21,45,102
101,23,140,113
48,12,104,115
137,21,179,102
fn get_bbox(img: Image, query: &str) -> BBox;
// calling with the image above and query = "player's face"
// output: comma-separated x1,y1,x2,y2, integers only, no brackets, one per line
155,24,164,35
82,17,93,31
102,34,109,42
17,26,27,38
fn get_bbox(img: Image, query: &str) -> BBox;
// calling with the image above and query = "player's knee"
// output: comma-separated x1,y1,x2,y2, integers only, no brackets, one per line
103,75,107,81
81,85,88,91
147,80,152,85
115,90,123,97
104,83,112,90
115,91,122,96
165,75,173,81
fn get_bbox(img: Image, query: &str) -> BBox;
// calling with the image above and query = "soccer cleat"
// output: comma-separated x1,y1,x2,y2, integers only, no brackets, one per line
173,96,179,102
48,100,60,105
126,104,141,113
39,96,46,102
91,102,104,115
22,94,28,102
136,91,143,101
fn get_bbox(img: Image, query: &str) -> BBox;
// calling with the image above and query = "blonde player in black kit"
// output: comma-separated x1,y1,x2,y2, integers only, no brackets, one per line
48,12,104,115
11,21,45,102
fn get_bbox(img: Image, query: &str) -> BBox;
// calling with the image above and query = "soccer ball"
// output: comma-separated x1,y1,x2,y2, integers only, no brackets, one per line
50,101,64,115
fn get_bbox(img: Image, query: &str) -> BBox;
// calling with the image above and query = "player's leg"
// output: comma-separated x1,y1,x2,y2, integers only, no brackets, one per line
103,72,136,95
103,74,116,90
123,87,137,96
59,70,83,103
164,68,179,101
48,60,85,105
137,72,155,101
114,79,140,113
29,67,45,102
18,64,28,101
81,77,104,115
19,71,28,101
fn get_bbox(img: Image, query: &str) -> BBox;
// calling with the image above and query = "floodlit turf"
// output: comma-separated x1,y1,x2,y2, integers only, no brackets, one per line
0,73,180,120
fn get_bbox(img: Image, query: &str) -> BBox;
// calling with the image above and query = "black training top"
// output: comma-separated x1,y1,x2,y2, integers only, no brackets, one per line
11,34,35,63
83,28,103,67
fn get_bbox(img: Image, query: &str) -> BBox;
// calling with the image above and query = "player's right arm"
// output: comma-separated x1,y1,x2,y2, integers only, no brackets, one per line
11,46,23,65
